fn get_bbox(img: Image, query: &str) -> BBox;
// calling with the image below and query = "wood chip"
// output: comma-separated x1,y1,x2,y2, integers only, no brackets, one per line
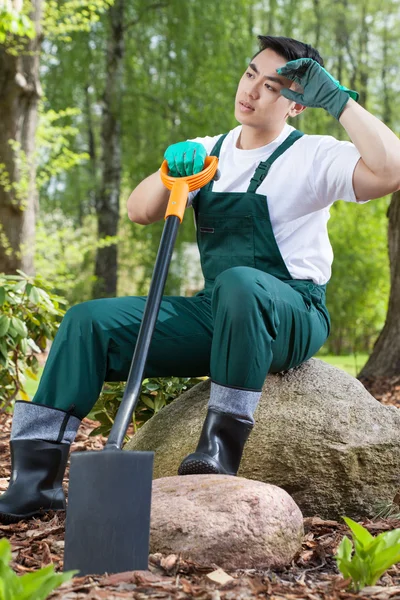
206,568,234,585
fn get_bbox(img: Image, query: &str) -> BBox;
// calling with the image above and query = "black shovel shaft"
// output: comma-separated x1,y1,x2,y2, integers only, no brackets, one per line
106,214,180,449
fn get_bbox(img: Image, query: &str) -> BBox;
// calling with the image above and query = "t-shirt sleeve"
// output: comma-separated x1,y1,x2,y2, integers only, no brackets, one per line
311,136,368,207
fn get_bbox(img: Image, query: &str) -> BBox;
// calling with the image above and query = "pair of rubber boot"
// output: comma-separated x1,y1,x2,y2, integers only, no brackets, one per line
0,405,253,523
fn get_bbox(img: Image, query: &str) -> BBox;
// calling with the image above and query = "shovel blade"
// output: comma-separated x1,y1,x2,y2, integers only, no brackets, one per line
63,449,154,576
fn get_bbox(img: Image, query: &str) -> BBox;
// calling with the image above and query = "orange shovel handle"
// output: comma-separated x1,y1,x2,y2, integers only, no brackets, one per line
160,156,219,222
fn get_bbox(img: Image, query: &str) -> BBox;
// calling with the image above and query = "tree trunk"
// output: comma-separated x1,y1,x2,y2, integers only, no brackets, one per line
359,191,400,378
93,0,124,298
312,0,321,48
0,0,42,275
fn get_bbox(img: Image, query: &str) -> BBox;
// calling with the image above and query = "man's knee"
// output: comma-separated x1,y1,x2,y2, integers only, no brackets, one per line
212,267,277,321
60,299,107,333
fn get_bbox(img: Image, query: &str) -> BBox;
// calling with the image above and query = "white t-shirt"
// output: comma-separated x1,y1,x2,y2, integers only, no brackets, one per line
188,124,364,285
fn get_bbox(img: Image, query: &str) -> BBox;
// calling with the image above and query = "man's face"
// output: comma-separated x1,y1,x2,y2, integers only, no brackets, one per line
234,48,302,130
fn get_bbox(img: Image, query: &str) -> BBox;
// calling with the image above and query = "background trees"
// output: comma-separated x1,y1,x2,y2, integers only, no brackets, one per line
0,0,42,275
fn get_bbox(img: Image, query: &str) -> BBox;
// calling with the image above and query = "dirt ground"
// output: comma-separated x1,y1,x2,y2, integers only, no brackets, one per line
0,375,400,600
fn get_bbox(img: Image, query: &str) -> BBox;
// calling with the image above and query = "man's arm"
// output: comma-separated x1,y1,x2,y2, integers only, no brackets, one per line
277,59,400,202
339,99,400,202
127,171,170,225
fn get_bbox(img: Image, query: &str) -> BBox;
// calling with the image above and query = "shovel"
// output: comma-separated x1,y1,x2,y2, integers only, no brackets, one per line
63,155,219,577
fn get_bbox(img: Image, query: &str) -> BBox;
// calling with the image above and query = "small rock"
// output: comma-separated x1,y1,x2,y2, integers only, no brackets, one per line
150,475,303,569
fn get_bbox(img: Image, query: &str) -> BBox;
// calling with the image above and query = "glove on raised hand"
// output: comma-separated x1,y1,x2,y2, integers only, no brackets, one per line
276,58,359,120
164,141,207,177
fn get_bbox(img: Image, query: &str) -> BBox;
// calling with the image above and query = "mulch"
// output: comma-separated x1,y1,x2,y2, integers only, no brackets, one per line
0,376,399,599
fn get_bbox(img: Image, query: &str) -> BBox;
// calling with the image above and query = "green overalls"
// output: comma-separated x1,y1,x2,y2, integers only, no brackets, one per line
33,130,330,420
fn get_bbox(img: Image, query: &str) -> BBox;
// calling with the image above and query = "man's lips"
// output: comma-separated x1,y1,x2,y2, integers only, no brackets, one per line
239,101,255,112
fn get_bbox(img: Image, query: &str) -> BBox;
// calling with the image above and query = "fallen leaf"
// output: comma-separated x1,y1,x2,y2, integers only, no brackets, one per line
160,554,177,572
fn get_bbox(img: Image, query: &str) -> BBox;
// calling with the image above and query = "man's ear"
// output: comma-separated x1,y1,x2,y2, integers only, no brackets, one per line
288,103,307,117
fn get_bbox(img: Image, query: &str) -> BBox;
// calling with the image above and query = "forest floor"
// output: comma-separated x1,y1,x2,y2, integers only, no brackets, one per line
0,375,399,600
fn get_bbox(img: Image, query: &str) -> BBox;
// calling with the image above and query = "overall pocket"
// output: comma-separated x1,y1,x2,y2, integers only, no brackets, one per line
197,214,256,280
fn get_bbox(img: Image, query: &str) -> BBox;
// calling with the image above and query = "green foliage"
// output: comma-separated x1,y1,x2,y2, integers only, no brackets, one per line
324,198,390,356
34,213,119,305
0,140,32,209
90,376,205,438
36,107,90,191
335,516,400,591
0,538,75,600
43,0,114,40
0,271,66,411
0,6,35,45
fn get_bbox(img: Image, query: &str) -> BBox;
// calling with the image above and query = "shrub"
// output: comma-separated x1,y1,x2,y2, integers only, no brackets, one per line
335,516,400,591
0,271,66,412
90,376,205,439
0,538,75,600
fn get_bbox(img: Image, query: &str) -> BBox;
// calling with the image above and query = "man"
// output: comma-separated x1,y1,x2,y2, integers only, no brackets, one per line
1,36,399,523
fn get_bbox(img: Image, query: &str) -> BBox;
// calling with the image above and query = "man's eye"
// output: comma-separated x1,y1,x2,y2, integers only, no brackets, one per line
265,84,275,91
245,72,253,78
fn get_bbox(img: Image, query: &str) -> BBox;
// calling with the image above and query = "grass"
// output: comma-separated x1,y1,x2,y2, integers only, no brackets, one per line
316,353,368,378
19,354,368,401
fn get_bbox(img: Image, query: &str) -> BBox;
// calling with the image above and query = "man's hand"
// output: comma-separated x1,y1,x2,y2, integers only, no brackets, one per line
164,141,207,177
276,58,359,120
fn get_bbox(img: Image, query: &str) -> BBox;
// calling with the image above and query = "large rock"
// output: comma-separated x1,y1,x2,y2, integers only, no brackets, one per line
150,475,303,569
126,359,400,519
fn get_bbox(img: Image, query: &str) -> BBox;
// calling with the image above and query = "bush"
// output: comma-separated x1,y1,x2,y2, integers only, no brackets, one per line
335,517,400,591
0,271,66,412
0,538,75,600
90,376,205,439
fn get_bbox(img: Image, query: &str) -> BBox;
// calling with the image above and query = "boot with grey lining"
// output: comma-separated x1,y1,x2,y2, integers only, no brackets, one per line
0,401,80,523
178,408,253,476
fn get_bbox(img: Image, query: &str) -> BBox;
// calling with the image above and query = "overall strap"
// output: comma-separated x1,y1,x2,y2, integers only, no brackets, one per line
247,130,304,194
210,133,228,158
203,133,228,193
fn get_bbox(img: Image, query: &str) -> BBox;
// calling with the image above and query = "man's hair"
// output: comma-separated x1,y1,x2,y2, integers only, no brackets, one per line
254,35,324,67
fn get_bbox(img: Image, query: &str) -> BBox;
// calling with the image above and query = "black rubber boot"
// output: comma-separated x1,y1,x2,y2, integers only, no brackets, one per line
0,439,70,524
178,408,253,476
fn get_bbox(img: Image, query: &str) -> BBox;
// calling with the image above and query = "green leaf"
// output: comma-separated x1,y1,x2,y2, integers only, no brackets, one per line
11,317,28,338
141,396,155,410
27,338,41,353
0,539,76,599
0,538,12,565
373,529,400,551
28,286,40,304
13,280,27,294
7,324,18,338
0,288,5,305
343,517,374,548
369,544,400,584
144,382,160,391
25,367,38,381
19,337,28,355
0,315,10,337
336,535,353,564
89,425,110,437
16,566,76,600
0,339,8,360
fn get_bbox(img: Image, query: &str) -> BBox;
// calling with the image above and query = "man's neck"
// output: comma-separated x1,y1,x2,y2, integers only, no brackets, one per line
236,125,286,150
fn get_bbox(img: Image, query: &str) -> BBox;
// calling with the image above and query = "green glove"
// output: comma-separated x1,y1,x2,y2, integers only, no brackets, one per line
276,58,359,120
164,141,207,177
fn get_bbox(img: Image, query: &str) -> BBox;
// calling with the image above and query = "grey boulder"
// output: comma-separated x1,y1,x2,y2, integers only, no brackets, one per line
126,358,400,519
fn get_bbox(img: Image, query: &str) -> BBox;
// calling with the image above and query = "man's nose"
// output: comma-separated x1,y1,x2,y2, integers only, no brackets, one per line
248,82,260,99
